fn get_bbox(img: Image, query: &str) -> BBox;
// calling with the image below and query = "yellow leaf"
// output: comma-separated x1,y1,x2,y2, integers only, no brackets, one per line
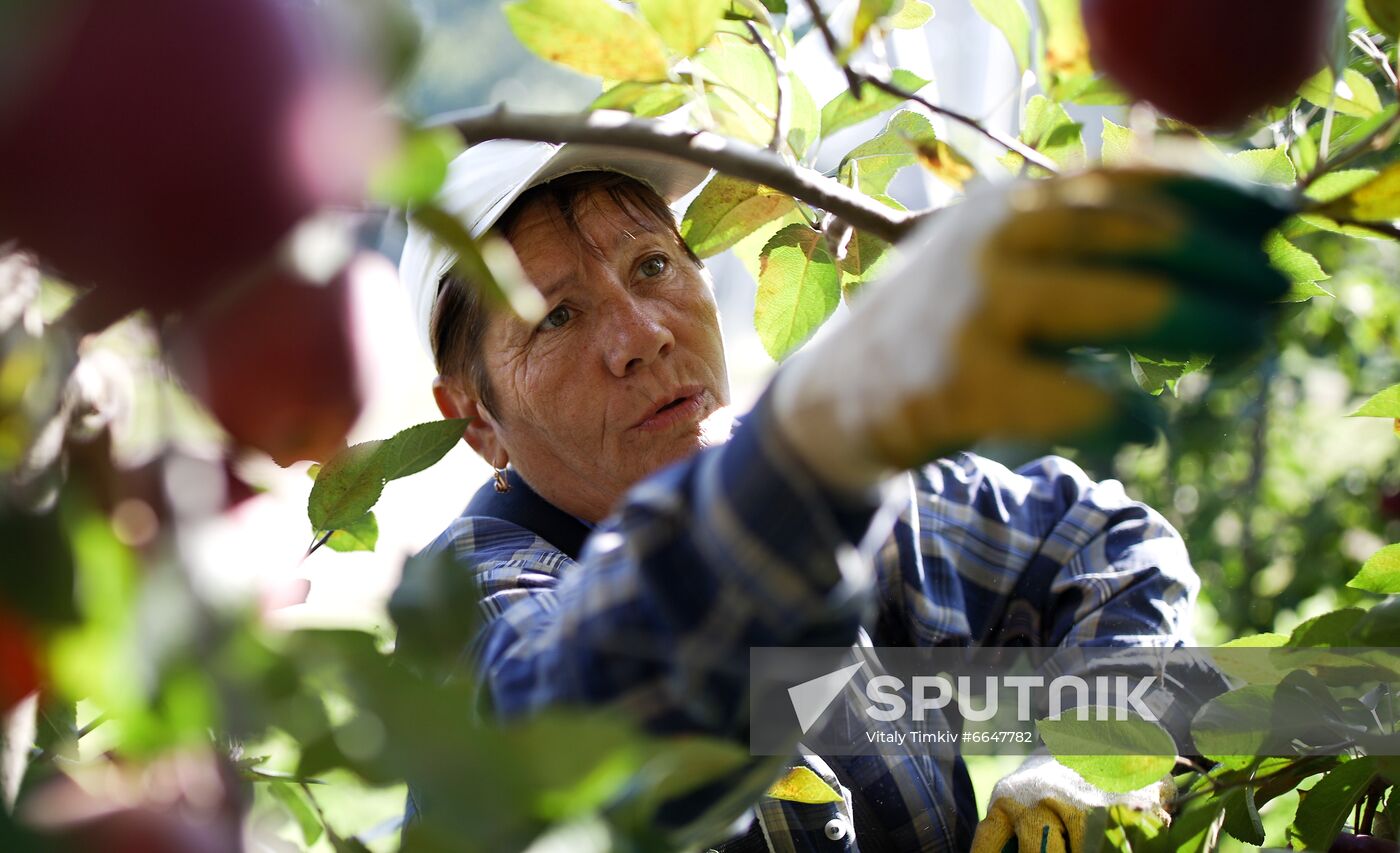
766,767,845,804
913,139,977,190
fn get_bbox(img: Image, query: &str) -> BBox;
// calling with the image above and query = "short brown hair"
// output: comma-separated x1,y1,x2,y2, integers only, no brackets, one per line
429,171,702,414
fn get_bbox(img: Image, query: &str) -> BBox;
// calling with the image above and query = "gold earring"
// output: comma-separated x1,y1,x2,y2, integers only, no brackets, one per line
493,466,511,493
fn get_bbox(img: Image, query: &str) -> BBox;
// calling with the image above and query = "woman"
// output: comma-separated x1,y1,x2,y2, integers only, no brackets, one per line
397,140,1283,852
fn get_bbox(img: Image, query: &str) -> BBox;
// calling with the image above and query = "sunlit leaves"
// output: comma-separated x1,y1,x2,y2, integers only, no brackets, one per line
819,70,929,138
971,0,1031,71
694,32,820,154
308,419,467,534
850,0,899,56
1350,383,1400,418
368,128,461,207
1318,161,1400,223
504,0,668,81
681,175,797,258
324,511,379,554
590,81,691,117
1037,716,1177,793
1229,147,1298,186
889,0,934,28
837,110,935,195
1292,757,1378,850
915,139,977,191
1100,118,1133,165
1034,0,1092,99
1000,94,1083,174
1130,352,1211,397
1263,233,1332,302
754,224,840,359
637,0,728,57
1304,168,1380,204
1300,66,1383,118
1349,544,1400,593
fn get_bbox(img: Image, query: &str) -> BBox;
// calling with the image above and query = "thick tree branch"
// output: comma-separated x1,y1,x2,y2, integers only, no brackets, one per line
429,106,922,243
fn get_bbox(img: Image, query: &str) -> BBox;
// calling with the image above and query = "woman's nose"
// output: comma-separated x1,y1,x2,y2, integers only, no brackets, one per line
603,297,675,377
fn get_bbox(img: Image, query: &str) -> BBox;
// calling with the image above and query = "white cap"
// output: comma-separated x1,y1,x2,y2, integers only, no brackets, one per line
398,136,711,360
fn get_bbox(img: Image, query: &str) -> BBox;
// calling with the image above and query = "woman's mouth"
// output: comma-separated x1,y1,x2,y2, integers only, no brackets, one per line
634,388,708,432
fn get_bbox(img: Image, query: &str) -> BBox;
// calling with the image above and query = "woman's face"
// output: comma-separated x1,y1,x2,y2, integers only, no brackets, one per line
469,185,731,522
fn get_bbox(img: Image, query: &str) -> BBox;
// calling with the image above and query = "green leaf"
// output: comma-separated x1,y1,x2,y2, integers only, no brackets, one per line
324,511,379,554
1305,169,1380,204
1293,757,1379,850
681,175,797,258
850,0,899,54
838,110,936,195
839,227,898,296
1282,279,1336,302
1287,607,1368,646
766,766,844,804
504,0,669,80
971,0,1031,71
1000,94,1083,174
1263,232,1329,301
1319,161,1400,223
1100,118,1133,166
1349,544,1400,593
368,128,462,207
819,70,930,138
1221,786,1265,846
637,0,728,57
889,0,934,27
1366,0,1400,35
754,223,841,360
1350,383,1400,417
1129,351,1211,397
389,549,484,669
1300,66,1383,118
1034,0,1091,98
410,205,548,323
1229,147,1298,186
1036,717,1178,793
308,419,468,533
694,33,798,149
590,81,692,116
269,781,325,847
1220,633,1288,648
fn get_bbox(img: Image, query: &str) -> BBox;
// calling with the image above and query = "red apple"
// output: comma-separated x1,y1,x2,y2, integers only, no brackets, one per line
1081,0,1337,129
0,0,381,330
1331,833,1400,852
176,254,384,467
0,605,40,712
24,753,246,853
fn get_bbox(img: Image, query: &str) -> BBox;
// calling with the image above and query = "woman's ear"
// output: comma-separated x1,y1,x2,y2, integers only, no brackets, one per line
432,376,507,468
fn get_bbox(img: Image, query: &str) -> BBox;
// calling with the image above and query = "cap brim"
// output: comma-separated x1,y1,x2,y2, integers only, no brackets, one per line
470,143,712,238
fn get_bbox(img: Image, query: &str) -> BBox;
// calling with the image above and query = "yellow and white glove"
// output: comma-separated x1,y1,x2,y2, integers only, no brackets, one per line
770,169,1287,494
971,751,1174,853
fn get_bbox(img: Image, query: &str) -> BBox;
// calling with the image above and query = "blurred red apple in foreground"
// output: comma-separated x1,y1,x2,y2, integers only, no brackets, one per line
176,254,387,467
24,752,245,853
0,0,385,330
0,604,40,712
1081,0,1336,129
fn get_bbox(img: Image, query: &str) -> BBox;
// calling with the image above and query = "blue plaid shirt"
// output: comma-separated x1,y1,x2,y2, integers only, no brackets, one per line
421,392,1202,852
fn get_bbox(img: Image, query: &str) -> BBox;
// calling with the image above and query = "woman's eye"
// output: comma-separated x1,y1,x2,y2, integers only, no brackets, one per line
639,255,668,278
538,305,572,331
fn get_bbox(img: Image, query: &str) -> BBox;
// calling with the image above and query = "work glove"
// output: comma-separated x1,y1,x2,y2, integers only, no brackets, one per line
770,169,1288,494
970,751,1174,853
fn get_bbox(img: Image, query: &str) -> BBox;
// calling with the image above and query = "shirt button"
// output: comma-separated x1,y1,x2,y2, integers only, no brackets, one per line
824,817,848,841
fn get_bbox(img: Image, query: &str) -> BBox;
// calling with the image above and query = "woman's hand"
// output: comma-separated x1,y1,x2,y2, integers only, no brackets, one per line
770,169,1289,493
